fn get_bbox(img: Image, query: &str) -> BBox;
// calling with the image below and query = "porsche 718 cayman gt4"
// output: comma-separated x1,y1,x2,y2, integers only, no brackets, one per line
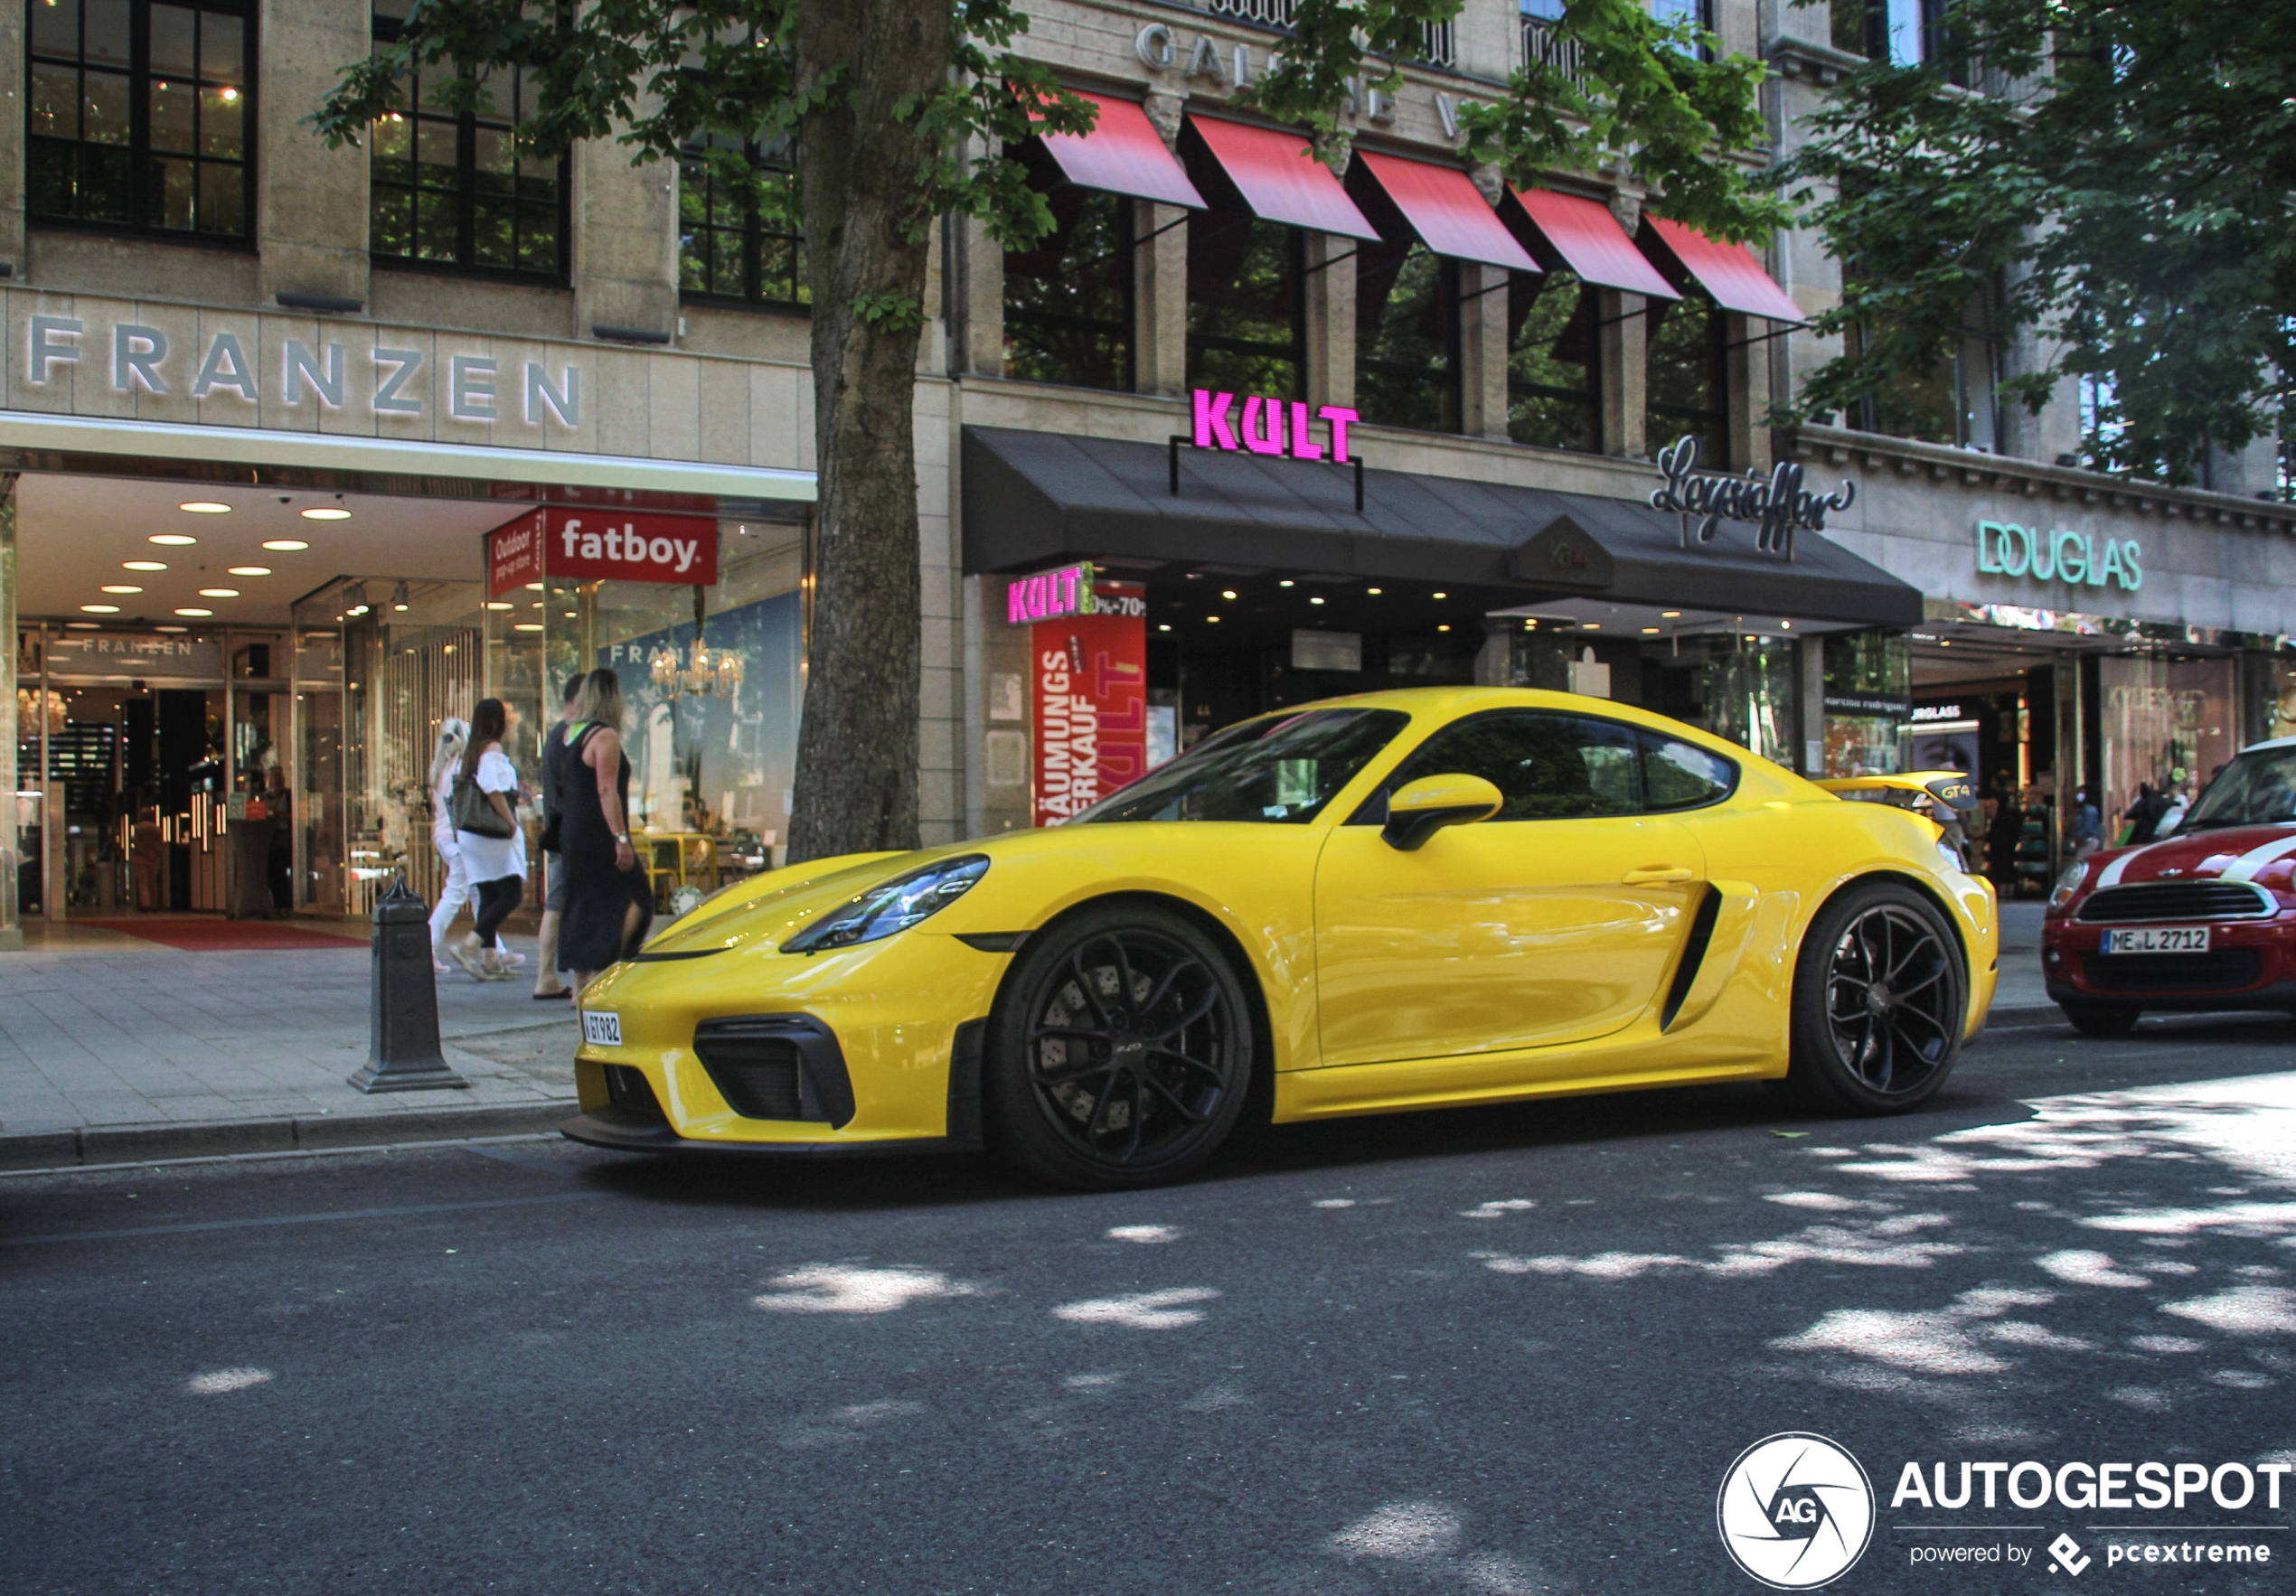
565,687,1998,1188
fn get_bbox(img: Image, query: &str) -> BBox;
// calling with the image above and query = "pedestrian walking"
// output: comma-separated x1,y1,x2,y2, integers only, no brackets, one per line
532,671,586,1000
554,668,652,993
444,698,528,981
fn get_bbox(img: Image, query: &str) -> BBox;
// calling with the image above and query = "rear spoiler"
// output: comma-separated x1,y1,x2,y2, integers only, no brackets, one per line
1814,771,1981,815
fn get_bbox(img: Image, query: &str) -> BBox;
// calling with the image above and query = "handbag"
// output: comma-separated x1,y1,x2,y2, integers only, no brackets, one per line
450,773,515,840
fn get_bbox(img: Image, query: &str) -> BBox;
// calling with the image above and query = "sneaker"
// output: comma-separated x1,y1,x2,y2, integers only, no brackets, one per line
446,942,488,980
495,950,528,970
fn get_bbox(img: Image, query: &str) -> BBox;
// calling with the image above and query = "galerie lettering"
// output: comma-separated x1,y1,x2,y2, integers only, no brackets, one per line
1893,1458,2288,1511
1977,518,2142,590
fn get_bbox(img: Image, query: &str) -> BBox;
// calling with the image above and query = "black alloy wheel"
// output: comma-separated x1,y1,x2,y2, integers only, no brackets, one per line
1785,882,1966,1113
984,905,1253,1189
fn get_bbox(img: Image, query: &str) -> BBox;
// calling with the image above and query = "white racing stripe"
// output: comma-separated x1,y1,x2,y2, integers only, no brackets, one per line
2219,831,2296,882
2095,840,2169,888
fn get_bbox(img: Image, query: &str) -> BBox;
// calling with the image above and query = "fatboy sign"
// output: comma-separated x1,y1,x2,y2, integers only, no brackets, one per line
1192,389,1360,464
487,507,718,596
23,314,581,427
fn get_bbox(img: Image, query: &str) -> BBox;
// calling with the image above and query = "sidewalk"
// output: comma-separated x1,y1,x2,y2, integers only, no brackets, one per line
1989,898,2055,1025
0,921,579,1170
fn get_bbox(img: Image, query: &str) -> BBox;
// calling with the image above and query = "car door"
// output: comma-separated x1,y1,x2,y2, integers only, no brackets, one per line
1313,710,1712,1066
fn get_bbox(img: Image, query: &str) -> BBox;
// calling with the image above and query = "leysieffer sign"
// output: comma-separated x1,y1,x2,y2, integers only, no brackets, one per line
1650,437,1856,559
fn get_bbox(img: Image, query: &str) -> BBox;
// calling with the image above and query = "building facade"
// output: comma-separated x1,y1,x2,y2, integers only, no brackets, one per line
2,0,2290,946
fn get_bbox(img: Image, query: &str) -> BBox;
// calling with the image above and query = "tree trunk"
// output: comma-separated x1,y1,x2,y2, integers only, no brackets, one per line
785,0,945,862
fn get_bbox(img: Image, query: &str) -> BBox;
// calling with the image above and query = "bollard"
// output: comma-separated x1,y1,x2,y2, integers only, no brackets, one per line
348,878,469,1094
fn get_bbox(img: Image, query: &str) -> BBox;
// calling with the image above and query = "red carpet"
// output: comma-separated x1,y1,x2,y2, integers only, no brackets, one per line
75,916,370,952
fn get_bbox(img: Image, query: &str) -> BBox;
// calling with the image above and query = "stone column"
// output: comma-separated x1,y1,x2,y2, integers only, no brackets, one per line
1726,312,1774,472
954,214,1005,377
1799,633,1828,777
1303,233,1356,411
1600,289,1648,458
0,473,20,949
1134,201,1190,396
258,0,372,306
1459,263,1512,440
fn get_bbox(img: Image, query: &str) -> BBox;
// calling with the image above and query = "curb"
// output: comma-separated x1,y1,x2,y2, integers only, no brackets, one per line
1982,1003,2064,1030
0,1101,577,1172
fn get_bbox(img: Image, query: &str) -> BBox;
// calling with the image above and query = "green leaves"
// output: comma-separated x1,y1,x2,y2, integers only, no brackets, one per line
1777,0,2296,485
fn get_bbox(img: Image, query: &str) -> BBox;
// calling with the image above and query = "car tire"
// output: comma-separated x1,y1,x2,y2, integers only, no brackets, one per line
1784,879,1968,1115
2060,1000,2141,1037
983,903,1256,1191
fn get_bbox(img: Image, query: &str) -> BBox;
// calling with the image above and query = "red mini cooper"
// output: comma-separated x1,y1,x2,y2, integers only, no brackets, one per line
2044,737,2296,1034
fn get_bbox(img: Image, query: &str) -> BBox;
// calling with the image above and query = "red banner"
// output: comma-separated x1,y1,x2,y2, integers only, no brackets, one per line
486,507,720,596
1032,582,1147,826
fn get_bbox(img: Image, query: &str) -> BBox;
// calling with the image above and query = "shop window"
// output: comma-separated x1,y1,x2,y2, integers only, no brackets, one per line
27,0,251,239
1003,181,1134,392
1186,210,1306,399
1356,239,1462,434
679,135,808,312
1507,268,1601,453
1824,628,1911,776
369,0,566,280
1646,287,1727,468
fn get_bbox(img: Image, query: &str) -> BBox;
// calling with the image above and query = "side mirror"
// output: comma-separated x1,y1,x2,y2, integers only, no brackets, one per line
1381,774,1504,851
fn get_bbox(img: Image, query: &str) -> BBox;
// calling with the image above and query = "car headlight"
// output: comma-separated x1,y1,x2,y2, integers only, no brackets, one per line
781,855,990,954
2048,859,2089,911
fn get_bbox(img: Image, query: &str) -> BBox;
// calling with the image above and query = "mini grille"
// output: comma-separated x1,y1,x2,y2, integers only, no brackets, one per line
2077,882,2274,923
694,1034,808,1120
2081,950,2263,993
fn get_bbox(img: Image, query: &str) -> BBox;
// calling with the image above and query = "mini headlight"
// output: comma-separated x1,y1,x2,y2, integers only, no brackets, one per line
781,855,990,954
2048,859,2089,910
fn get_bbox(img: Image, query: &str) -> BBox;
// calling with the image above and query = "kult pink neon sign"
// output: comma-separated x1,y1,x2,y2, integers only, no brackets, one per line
1192,390,1359,464
1007,561,1093,625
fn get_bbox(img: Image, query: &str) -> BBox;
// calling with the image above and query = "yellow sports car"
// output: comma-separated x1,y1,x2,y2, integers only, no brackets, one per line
566,687,1997,1188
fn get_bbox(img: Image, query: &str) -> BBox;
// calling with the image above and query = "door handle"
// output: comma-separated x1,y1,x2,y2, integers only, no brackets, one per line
1621,866,1695,885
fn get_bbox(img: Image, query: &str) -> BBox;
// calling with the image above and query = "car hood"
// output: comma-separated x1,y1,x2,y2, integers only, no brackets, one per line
2089,824,2296,889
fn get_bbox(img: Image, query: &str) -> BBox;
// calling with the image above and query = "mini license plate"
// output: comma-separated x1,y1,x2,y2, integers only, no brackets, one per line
581,1009,624,1047
2100,925,2212,954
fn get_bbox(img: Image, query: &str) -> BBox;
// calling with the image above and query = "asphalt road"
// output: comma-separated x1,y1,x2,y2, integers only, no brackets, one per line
4,1017,2292,1595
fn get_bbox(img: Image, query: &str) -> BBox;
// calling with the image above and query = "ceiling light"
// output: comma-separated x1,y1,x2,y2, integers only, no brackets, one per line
155,624,187,634
261,539,309,552
1206,615,1220,624
1583,623,1601,629
301,507,350,521
177,501,231,514
1780,619,1793,630
485,601,513,611
1436,624,1451,633
66,621,99,629
1642,626,1661,634
174,607,213,617
525,582,544,592
391,581,410,613
1278,579,1294,588
1432,591,1447,599
1158,624,1172,633
80,603,120,614
1367,587,1382,596
101,585,143,595
198,587,240,598
513,623,544,633
1310,596,1325,606
562,611,577,618
1661,610,1681,618
124,560,166,571
149,533,197,546
228,566,271,577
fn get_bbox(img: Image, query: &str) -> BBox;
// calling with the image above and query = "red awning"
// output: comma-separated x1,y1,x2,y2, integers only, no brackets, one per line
1352,152,1537,273
1034,92,1205,210
1640,216,1804,322
1184,117,1381,240
1505,187,1678,300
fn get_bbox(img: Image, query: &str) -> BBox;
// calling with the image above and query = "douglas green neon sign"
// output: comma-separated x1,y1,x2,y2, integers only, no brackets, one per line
1976,519,2141,591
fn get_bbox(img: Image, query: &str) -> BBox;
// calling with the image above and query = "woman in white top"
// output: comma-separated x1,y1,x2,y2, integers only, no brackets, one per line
427,717,521,974
444,698,528,981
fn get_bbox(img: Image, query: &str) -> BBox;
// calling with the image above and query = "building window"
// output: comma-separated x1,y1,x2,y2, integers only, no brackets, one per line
369,0,566,279
1832,0,1966,80
27,0,251,239
1508,268,1601,452
1357,240,1461,433
679,136,808,311
1651,0,1713,58
1845,292,1998,451
1186,211,1305,399
1003,164,1134,391
1646,287,1727,466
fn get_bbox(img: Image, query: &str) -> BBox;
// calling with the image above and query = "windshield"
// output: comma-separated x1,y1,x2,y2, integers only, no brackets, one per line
1072,708,1411,824
2177,746,2296,831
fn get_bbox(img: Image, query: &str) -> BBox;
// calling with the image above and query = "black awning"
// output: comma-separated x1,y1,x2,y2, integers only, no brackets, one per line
962,427,1921,627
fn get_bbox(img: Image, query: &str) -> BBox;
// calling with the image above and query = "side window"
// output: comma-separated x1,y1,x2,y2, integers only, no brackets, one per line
1641,732,1737,812
1386,712,1642,821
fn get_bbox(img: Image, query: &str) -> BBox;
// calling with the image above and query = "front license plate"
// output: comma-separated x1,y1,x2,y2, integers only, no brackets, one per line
581,1009,624,1047
2100,925,2212,954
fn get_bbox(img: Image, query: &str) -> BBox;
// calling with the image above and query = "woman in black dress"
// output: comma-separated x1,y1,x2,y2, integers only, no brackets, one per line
553,668,653,990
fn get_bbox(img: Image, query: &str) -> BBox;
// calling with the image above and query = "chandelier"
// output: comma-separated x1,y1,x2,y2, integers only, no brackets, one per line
650,586,744,698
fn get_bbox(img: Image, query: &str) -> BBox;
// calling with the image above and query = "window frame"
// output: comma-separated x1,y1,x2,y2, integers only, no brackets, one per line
1645,287,1730,470
1183,208,1310,401
1506,267,1604,453
999,151,1137,393
368,4,570,285
1353,237,1464,436
25,0,257,245
677,134,810,315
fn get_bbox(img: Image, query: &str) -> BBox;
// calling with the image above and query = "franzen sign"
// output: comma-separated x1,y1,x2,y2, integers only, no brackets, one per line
1650,436,1856,559
23,313,581,428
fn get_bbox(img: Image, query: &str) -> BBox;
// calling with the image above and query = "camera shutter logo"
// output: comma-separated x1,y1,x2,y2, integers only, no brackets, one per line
1717,1432,1875,1589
